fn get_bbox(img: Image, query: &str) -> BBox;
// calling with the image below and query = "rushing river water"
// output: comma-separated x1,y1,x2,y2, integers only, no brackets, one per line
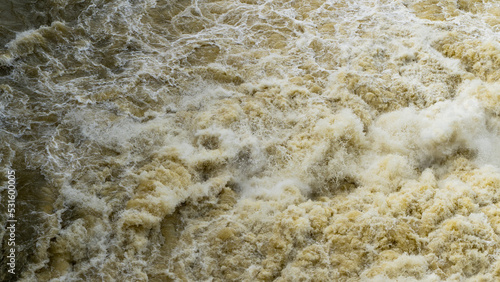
1,0,500,280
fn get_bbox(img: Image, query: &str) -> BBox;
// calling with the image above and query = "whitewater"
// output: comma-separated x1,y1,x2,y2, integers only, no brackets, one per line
1,0,500,280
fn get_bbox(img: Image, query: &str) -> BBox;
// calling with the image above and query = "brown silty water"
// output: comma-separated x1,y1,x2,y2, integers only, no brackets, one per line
1,0,500,280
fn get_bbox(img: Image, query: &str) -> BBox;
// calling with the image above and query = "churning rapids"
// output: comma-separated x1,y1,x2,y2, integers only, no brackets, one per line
2,0,500,280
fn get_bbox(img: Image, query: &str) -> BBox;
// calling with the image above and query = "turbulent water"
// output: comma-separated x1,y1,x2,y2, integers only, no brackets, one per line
1,0,500,280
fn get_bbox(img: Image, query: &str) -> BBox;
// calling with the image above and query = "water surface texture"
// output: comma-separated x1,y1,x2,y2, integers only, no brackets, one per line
2,0,500,280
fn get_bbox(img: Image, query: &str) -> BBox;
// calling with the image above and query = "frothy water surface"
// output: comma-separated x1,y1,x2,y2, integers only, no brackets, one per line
1,0,500,280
